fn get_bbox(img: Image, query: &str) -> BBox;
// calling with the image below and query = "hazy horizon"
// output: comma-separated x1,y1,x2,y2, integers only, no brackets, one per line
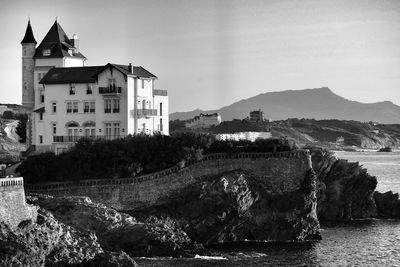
1,0,399,113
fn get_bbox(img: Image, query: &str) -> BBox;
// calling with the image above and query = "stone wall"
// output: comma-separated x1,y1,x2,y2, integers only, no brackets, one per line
25,150,312,211
0,177,37,228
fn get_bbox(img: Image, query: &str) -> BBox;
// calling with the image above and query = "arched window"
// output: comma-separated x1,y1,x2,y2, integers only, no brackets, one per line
142,99,146,110
83,121,96,137
65,121,79,142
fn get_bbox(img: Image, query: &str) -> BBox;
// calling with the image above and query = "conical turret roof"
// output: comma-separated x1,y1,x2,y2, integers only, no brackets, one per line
21,20,37,44
34,20,86,59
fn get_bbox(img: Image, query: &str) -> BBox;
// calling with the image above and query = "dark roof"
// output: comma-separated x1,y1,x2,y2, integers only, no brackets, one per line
112,64,157,78
40,63,157,84
40,66,104,84
34,21,86,59
33,107,45,113
21,20,37,44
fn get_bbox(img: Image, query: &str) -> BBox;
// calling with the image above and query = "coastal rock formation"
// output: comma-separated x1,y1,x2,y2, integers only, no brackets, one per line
131,169,321,244
0,208,103,266
28,194,205,258
374,191,400,219
308,147,378,221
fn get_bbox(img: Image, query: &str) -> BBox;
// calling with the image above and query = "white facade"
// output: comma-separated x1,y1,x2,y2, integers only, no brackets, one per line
22,21,169,155
216,132,272,142
185,113,221,129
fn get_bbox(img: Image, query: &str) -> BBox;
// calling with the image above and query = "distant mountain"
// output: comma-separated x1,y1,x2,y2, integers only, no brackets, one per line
170,87,400,124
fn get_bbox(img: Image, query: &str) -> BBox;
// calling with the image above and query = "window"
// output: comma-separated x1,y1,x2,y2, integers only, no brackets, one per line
113,99,120,113
73,102,78,113
24,82,27,90
113,123,120,137
84,101,95,113
160,118,163,132
84,102,90,113
39,91,44,103
159,102,163,116
105,123,112,138
52,124,57,135
67,102,72,113
66,101,78,113
141,79,144,89
23,47,26,56
42,49,50,56
108,78,116,88
52,102,57,113
104,99,112,113
84,127,95,137
87,84,92,94
39,112,43,121
69,84,76,95
90,102,95,113
39,135,43,144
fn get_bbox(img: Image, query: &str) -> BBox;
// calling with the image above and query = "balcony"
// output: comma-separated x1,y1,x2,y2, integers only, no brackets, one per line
99,84,122,94
53,135,126,143
135,109,157,118
153,89,167,96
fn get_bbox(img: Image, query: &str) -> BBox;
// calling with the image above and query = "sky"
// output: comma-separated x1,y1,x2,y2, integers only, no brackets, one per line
0,0,399,113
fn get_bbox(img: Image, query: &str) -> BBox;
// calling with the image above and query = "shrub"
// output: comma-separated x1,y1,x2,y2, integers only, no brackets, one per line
17,134,296,184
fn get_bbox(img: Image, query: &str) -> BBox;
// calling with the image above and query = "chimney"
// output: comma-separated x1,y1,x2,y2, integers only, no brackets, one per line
70,34,79,52
128,63,133,73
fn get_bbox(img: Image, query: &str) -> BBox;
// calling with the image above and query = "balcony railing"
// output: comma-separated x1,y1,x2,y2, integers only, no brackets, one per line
153,89,168,96
136,109,157,117
53,135,126,143
99,85,122,94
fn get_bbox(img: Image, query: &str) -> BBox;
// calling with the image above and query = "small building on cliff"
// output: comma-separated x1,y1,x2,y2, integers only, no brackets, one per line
185,113,222,129
21,20,169,155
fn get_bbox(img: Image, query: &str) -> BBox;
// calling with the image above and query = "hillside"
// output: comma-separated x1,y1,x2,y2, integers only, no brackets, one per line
170,87,400,124
171,119,400,149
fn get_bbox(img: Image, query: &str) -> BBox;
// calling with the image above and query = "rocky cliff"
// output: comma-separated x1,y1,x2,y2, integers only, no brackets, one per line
305,146,400,222
131,169,320,244
0,194,207,266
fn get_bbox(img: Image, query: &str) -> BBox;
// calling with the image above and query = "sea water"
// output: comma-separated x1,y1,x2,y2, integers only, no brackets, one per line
136,151,400,266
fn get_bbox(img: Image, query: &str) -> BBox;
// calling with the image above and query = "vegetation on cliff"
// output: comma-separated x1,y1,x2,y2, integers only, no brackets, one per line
17,134,296,183
171,118,400,149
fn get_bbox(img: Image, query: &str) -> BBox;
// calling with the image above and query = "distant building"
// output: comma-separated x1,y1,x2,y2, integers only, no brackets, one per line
216,132,272,142
336,136,345,144
21,20,168,155
250,110,264,122
185,113,221,129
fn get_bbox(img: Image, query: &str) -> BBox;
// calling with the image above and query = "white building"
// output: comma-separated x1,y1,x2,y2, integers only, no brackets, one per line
185,113,221,129
216,132,272,142
21,20,168,155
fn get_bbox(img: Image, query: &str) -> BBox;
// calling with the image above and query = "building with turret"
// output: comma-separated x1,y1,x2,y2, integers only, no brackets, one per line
21,20,168,154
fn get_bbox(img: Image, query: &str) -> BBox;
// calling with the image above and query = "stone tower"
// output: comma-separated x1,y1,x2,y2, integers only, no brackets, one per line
21,20,37,111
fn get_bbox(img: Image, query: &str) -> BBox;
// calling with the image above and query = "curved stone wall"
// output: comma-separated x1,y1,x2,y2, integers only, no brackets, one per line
25,150,312,210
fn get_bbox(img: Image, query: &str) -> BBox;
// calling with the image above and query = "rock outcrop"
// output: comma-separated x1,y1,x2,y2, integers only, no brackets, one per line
28,195,205,258
131,169,321,244
307,147,378,221
0,208,103,266
374,191,400,219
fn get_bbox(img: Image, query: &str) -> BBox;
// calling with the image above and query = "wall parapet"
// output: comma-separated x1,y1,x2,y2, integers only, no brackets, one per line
0,177,24,187
25,150,310,192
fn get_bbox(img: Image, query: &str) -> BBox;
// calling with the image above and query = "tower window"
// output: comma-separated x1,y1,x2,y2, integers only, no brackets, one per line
52,124,57,134
39,135,43,144
39,112,43,121
40,91,44,103
42,49,51,56
70,84,76,95
159,102,163,116
52,102,57,113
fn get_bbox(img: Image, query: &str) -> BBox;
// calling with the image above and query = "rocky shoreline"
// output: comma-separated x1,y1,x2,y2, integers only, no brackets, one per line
1,148,400,266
